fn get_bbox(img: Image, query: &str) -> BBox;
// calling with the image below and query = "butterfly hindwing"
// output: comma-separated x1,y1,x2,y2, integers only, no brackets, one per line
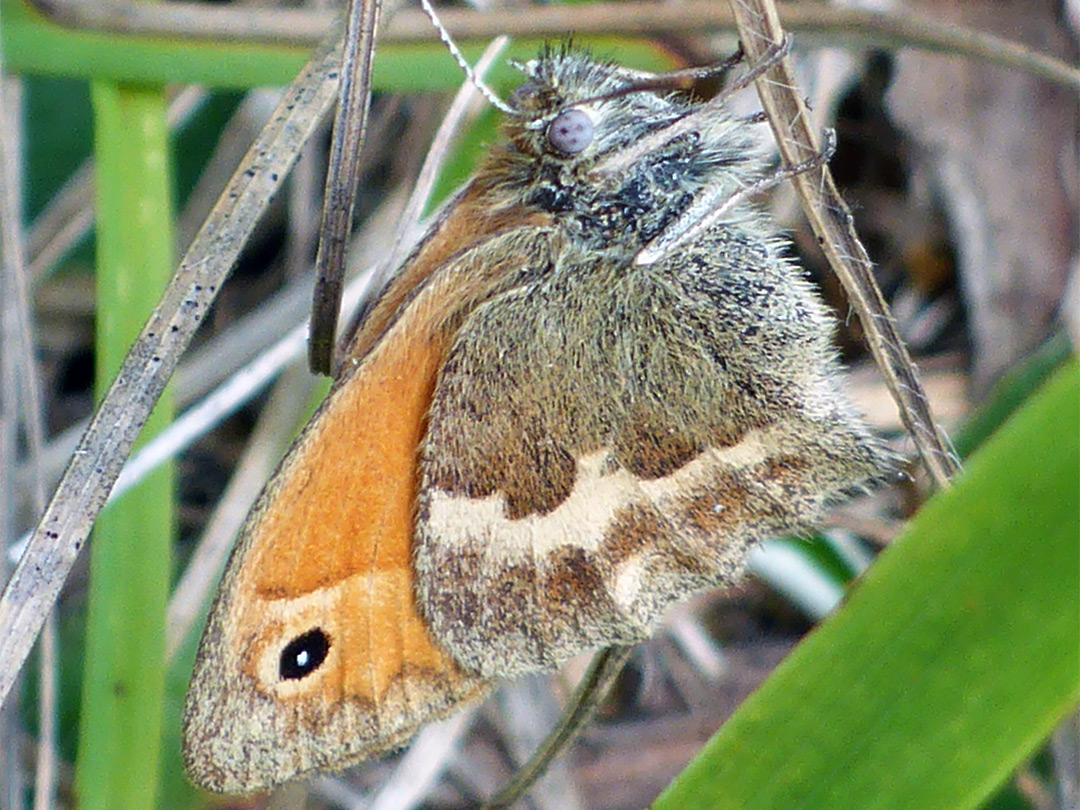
416,226,889,679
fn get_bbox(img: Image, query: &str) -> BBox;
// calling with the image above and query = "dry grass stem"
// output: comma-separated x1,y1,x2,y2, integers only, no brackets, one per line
0,32,343,707
729,0,960,488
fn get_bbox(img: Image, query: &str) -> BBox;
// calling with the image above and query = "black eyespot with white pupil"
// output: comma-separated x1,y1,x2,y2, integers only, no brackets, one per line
547,108,593,155
279,628,330,681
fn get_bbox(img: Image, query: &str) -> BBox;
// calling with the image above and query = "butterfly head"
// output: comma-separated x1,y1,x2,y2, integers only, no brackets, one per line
506,47,690,159
486,47,763,254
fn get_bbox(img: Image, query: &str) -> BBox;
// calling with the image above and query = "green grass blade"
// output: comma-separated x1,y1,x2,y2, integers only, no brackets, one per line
2,0,678,91
75,81,175,810
655,359,1080,810
951,333,1072,457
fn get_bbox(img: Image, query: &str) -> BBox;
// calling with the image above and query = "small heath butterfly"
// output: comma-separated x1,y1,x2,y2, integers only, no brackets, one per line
182,45,891,793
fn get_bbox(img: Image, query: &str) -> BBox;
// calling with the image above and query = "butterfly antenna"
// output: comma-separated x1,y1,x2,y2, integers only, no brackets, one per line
420,0,516,115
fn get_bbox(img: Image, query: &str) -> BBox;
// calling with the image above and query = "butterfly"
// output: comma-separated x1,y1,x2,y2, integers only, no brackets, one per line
182,43,890,794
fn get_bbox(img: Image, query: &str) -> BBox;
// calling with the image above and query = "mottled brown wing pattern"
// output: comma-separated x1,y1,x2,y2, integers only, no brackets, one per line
416,226,890,679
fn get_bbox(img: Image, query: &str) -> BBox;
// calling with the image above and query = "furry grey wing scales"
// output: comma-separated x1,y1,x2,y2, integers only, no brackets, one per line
415,225,891,679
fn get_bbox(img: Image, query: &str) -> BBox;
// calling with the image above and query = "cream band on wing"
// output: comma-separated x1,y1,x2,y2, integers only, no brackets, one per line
423,428,774,563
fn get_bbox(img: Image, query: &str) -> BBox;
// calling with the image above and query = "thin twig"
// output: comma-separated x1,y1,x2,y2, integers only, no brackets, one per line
2,71,55,810
348,34,512,344
728,0,960,488
9,268,314,527
11,92,320,524
493,678,586,810
175,88,277,255
8,184,411,568
31,0,1080,90
0,31,344,709
483,646,635,810
309,0,384,374
0,72,21,810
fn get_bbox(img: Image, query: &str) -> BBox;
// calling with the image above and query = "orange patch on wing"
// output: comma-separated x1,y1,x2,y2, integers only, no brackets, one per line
224,198,549,707
243,303,458,703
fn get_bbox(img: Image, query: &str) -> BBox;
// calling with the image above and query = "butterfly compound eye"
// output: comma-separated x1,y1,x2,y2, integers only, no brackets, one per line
279,628,331,681
547,108,594,155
